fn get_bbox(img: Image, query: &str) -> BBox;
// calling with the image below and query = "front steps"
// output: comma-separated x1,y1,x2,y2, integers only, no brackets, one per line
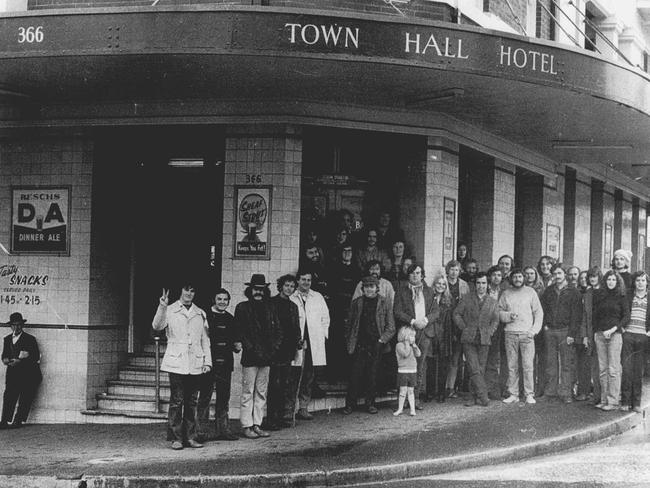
82,344,394,424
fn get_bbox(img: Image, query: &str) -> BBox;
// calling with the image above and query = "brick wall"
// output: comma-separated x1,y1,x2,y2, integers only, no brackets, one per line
572,177,591,270
535,0,554,40
28,0,455,19
542,173,564,262
487,0,528,34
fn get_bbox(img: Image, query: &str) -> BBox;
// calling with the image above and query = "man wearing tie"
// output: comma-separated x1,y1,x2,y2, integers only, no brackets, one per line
1,312,42,429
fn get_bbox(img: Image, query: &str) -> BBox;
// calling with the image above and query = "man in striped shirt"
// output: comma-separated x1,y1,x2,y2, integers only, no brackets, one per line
621,271,650,413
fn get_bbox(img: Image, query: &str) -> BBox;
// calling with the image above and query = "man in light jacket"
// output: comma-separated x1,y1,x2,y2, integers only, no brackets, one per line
498,269,543,405
152,283,212,450
288,269,330,421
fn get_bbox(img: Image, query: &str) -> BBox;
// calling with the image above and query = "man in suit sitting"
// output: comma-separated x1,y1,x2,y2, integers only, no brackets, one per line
1,312,42,429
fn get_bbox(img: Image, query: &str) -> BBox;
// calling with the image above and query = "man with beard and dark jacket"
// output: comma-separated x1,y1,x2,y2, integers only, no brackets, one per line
265,274,301,430
234,274,282,439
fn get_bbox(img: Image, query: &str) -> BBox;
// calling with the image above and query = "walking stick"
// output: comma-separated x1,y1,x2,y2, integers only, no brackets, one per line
293,343,306,428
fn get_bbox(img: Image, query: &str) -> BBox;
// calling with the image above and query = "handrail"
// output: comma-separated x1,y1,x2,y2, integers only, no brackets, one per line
154,336,161,413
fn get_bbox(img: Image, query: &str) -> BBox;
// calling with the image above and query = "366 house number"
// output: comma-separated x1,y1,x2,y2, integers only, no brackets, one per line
18,26,44,43
245,174,262,184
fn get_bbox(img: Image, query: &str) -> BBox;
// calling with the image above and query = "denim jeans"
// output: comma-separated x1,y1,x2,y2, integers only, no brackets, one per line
463,342,489,402
168,373,201,442
544,328,576,399
594,331,622,406
621,332,647,408
197,367,232,436
504,331,535,397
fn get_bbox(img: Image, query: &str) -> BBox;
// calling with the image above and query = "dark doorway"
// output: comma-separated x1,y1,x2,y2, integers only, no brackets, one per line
125,126,224,346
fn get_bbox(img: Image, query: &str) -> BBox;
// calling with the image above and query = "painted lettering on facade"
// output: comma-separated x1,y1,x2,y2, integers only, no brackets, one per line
499,45,557,74
0,265,47,307
404,32,469,59
285,23,359,49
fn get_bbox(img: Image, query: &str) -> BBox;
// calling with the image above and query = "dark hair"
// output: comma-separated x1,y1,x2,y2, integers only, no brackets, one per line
550,263,565,274
276,274,297,292
244,285,271,300
487,265,501,278
508,267,525,285
474,271,488,281
365,259,382,275
406,263,425,278
296,268,313,280
537,255,556,275
366,227,379,238
601,269,625,296
602,269,626,296
498,255,514,266
587,266,603,281
214,288,231,301
180,282,196,291
631,271,649,289
445,260,462,273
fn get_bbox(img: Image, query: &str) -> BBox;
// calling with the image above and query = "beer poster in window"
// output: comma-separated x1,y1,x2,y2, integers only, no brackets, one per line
545,224,561,260
11,186,70,255
443,197,456,265
234,186,272,259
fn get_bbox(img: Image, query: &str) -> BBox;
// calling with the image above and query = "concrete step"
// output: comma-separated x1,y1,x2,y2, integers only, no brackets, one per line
81,408,167,424
118,367,169,384
107,380,171,398
96,393,166,413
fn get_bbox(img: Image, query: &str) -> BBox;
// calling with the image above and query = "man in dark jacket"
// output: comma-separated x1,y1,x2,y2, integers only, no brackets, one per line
1,312,42,428
197,288,241,441
453,272,499,407
234,274,282,439
343,275,395,414
265,274,301,430
393,263,439,408
539,264,582,403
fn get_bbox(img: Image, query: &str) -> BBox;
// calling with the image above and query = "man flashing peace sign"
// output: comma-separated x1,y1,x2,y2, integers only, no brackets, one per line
153,282,212,450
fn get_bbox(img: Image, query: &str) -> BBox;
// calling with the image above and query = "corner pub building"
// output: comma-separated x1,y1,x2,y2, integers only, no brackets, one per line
0,0,649,423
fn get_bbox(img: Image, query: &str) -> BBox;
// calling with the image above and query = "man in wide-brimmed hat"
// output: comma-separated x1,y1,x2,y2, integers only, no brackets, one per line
234,274,282,439
1,312,42,429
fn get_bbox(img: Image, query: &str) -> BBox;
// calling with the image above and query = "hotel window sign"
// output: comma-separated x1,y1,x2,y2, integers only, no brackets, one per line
11,187,70,255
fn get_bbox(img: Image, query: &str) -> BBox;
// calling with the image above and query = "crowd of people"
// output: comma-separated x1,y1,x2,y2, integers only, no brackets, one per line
151,209,650,450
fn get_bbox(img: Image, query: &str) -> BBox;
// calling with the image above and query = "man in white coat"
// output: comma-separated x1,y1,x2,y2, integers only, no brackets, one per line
152,283,212,450
288,269,330,421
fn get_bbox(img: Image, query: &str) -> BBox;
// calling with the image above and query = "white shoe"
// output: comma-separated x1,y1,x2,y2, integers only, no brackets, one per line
393,410,403,416
525,395,536,404
503,395,519,404
409,410,416,416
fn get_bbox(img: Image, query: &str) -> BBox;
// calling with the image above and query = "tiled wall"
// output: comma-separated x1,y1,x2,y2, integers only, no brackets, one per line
542,173,565,262
602,187,616,269
0,136,94,422
399,154,427,272
573,177,591,270
86,328,128,408
220,124,302,413
491,161,516,265
621,198,633,253
424,137,459,276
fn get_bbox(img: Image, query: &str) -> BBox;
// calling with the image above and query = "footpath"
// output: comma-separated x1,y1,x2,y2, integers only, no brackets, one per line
1,381,648,488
